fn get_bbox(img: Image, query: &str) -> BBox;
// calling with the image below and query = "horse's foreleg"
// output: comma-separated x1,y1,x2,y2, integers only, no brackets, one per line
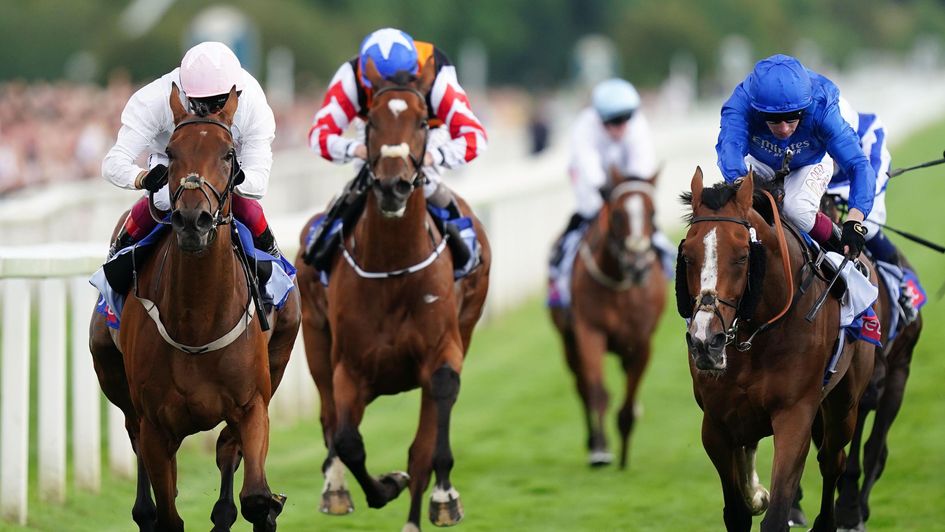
332,364,408,509
572,320,611,466
236,397,282,532
427,363,463,527
138,420,184,532
702,417,752,532
405,392,437,531
760,407,816,532
616,345,648,470
210,426,241,531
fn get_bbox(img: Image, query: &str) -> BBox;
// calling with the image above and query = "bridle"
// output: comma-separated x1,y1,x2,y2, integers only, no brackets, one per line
362,84,430,191
150,116,239,232
688,190,794,351
581,180,657,290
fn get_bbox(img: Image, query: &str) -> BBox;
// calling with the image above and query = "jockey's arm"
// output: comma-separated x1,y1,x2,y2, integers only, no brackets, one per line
308,62,363,164
716,83,752,182
821,101,875,221
102,83,163,190
233,82,276,199
623,112,658,178
428,64,488,169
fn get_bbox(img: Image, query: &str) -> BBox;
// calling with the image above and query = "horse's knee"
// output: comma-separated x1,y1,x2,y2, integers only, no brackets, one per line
334,426,365,465
430,364,460,402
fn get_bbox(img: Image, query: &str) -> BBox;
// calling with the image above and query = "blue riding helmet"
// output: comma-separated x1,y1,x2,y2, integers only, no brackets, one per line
358,28,418,88
592,78,641,123
748,54,813,113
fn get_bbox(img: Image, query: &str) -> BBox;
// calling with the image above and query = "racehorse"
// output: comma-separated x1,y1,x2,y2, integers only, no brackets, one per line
294,57,491,531
549,168,666,468
89,85,301,532
792,196,924,531
678,168,875,531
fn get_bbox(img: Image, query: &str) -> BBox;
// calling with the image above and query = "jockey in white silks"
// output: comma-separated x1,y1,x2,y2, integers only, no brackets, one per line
548,78,676,308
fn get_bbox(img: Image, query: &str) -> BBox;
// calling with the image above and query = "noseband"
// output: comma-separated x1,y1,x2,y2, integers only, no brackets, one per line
363,85,430,191
155,116,239,231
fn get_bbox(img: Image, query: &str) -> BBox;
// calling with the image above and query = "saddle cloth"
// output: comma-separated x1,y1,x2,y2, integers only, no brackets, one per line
90,220,295,330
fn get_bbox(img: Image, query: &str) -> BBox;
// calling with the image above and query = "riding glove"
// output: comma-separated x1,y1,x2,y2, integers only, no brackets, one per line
840,220,868,259
135,164,168,192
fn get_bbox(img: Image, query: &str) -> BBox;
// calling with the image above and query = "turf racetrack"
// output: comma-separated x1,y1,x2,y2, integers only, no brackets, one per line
11,121,945,531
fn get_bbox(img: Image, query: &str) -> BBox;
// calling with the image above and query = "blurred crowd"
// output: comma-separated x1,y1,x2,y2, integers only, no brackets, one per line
0,77,322,197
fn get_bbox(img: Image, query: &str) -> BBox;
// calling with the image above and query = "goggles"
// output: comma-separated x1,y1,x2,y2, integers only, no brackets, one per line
762,110,803,124
603,111,634,127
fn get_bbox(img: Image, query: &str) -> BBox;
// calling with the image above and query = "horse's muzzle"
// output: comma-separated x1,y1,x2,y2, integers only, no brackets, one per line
374,178,413,218
171,208,215,252
686,331,727,372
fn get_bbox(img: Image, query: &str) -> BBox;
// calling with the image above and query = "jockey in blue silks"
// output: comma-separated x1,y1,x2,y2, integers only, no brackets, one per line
717,54,918,323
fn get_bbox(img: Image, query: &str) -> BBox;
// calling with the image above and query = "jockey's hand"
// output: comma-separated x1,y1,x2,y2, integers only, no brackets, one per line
841,219,868,259
134,164,168,192
423,151,434,167
352,144,367,161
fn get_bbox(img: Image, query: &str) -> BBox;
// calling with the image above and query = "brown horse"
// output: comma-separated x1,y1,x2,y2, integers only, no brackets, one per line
678,168,875,531
294,57,491,531
89,85,301,532
549,169,667,468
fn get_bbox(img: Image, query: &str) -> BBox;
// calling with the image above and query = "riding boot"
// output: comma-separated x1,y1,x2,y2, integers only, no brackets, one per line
866,230,919,324
107,228,137,260
253,226,282,259
550,213,588,268
428,185,474,270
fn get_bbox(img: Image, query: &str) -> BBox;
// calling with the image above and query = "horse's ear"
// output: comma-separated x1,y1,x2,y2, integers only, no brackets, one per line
170,83,187,124
363,57,384,89
736,170,755,213
217,85,239,125
417,56,436,94
690,166,704,211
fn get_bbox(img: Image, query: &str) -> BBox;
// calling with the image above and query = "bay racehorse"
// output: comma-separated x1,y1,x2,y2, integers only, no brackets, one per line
295,57,491,531
549,168,666,468
678,168,875,531
89,85,301,532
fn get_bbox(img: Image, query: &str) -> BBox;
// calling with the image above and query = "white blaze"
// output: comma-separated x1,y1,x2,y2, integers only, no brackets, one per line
690,228,719,343
388,98,408,118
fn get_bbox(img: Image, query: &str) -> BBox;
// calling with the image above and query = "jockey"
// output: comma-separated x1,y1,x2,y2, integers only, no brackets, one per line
102,41,281,258
303,27,487,270
548,78,676,306
831,101,919,323
716,54,875,261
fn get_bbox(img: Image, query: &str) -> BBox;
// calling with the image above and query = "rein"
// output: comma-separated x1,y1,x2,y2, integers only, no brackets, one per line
338,83,446,280
690,190,795,351
135,115,256,354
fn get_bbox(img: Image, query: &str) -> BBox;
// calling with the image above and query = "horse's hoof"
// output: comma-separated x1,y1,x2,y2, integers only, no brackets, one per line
379,471,410,495
402,523,421,532
429,487,464,527
269,493,287,518
588,450,614,467
787,505,808,527
320,488,354,515
747,486,769,516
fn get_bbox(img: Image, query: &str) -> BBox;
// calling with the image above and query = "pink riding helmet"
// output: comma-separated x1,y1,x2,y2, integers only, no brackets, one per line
179,41,244,98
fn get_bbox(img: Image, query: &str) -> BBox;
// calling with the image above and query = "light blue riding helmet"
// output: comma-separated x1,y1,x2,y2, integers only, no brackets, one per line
748,54,813,113
592,78,641,122
358,28,418,88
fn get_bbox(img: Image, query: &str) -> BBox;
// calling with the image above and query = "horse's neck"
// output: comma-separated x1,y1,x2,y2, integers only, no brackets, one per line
751,209,805,317
587,217,623,277
354,193,432,268
157,229,246,334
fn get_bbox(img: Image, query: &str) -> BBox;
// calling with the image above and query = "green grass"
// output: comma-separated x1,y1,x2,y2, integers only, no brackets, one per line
6,120,945,531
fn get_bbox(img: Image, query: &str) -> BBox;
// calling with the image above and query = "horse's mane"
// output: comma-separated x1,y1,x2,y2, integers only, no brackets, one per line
679,178,781,226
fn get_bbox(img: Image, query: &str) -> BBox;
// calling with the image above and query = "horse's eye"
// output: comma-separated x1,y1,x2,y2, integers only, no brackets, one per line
734,256,749,264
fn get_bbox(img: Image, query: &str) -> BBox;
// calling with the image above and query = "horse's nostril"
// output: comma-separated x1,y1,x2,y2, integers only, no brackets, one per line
394,180,412,197
196,211,214,232
686,332,696,349
170,211,185,230
709,332,726,349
